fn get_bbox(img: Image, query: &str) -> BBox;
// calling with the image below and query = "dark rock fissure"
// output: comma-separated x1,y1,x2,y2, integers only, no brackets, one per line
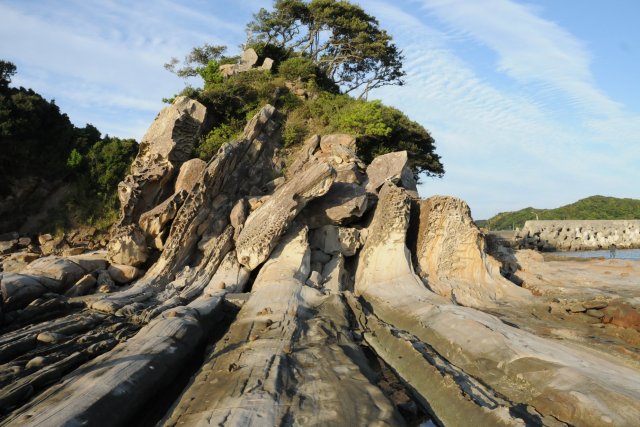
133,298,240,427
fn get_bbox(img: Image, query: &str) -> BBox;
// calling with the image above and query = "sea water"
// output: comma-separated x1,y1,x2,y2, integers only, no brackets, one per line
552,249,640,260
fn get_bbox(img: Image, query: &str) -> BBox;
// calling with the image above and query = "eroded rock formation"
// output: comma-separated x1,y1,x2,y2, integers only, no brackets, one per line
2,98,639,427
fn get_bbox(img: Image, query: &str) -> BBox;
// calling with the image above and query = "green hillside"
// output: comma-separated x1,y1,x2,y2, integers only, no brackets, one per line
485,195,640,230
0,60,137,232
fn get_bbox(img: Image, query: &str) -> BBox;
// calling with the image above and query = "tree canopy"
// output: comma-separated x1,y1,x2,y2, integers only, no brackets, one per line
247,0,405,98
164,0,443,180
0,61,138,231
0,60,17,89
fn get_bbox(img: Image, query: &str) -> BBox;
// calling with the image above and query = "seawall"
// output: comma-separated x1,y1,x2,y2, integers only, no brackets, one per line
516,220,640,251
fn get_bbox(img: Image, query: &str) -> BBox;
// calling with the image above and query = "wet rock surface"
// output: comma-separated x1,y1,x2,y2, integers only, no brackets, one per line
1,100,639,427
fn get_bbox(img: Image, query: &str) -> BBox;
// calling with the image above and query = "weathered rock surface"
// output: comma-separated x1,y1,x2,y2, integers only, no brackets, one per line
3,98,640,427
310,225,362,256
302,182,368,228
138,189,187,249
3,295,225,427
353,182,640,427
164,227,402,426
365,150,416,194
107,96,207,266
116,96,207,227
235,161,335,270
106,224,149,266
174,158,206,194
412,196,529,307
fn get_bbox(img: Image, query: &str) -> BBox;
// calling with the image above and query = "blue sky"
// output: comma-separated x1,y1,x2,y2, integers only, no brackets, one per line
1,0,638,219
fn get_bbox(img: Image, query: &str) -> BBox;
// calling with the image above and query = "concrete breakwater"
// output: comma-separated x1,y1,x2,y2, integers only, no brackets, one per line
516,220,640,251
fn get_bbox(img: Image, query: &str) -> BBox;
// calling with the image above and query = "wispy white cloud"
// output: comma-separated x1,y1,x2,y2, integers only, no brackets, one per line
0,0,637,218
417,0,623,115
0,0,251,139
365,0,639,217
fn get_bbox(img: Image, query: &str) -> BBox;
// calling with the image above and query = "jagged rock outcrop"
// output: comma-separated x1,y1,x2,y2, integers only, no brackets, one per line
352,182,640,426
3,96,640,427
107,96,208,266
412,196,528,307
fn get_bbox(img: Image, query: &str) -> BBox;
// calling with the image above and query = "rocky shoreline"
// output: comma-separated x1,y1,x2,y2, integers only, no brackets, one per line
1,98,639,426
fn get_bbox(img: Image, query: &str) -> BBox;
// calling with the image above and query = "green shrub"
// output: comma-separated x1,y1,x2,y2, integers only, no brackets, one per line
332,100,391,137
198,123,239,160
282,114,308,147
66,148,83,169
278,57,317,82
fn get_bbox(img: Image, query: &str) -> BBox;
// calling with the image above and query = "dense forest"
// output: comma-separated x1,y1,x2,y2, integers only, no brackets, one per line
484,195,640,230
0,60,137,232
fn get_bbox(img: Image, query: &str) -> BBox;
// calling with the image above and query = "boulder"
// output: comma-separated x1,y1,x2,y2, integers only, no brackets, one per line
107,225,149,267
0,273,47,310
21,256,87,292
229,198,248,231
335,162,364,184
17,237,31,247
107,264,142,285
238,48,259,71
174,158,206,194
310,225,361,256
0,239,16,254
64,274,97,297
236,161,335,270
302,182,368,228
38,234,53,245
138,190,187,245
365,150,416,194
261,57,274,71
319,134,356,153
66,252,109,272
219,63,239,78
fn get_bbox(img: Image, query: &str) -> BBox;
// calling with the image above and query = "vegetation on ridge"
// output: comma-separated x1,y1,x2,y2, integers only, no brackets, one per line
485,195,640,231
166,0,444,179
0,60,137,232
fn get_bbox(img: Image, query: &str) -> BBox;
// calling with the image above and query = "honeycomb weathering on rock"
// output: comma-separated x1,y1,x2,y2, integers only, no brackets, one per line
413,196,528,306
2,100,640,427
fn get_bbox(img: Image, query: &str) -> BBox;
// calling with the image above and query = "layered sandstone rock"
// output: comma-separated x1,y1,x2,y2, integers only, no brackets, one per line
3,98,640,427
352,183,640,427
412,196,528,307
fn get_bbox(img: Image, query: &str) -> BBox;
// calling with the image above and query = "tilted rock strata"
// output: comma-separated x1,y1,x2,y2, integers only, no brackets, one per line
3,96,640,427
107,96,208,266
235,161,335,270
412,196,529,307
353,183,640,427
164,227,402,426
